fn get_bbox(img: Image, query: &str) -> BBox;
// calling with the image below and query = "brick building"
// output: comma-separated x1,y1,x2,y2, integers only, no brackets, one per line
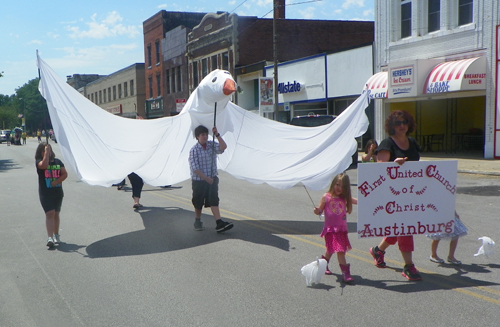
186,11,374,110
143,11,206,118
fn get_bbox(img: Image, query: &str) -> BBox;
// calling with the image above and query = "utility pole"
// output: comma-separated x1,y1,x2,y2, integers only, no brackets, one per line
273,0,279,121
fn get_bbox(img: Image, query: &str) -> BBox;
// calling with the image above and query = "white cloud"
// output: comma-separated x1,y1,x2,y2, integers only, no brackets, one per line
363,9,373,17
28,40,42,45
342,0,364,10
256,0,273,8
158,4,167,9
298,7,316,19
334,9,342,14
66,11,140,39
47,32,60,39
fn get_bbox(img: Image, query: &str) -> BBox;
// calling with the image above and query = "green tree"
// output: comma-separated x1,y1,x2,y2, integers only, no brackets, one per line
14,78,49,134
0,94,17,130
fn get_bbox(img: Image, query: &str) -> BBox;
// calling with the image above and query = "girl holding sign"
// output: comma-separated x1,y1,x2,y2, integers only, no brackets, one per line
314,172,357,283
369,110,423,281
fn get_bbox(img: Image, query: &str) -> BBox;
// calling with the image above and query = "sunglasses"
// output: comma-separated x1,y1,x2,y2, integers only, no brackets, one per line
394,120,409,126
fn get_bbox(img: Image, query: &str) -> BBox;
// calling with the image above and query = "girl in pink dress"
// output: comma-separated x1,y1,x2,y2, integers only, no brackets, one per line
314,172,357,283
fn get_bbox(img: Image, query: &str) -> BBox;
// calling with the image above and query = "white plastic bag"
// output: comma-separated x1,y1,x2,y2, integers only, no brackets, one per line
474,237,495,257
301,257,327,286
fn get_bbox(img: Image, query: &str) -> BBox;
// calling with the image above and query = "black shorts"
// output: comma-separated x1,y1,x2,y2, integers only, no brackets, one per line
39,192,64,213
192,177,219,209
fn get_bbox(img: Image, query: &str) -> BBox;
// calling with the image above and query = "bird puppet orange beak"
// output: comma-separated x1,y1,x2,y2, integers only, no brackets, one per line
223,79,236,96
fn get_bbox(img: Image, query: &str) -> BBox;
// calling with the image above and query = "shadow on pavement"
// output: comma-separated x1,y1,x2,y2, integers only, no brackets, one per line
0,159,22,172
456,185,500,197
85,206,310,258
351,263,499,293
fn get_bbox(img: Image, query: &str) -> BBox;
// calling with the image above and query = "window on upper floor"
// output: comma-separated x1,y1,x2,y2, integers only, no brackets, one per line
103,89,106,103
118,84,122,99
148,77,153,98
99,90,102,104
155,41,160,65
458,0,473,26
401,0,412,38
156,74,161,97
108,87,111,102
177,66,182,92
193,62,199,87
222,52,229,71
147,45,152,68
130,80,134,96
166,70,170,94
202,58,208,78
428,0,440,33
211,55,218,71
113,85,117,100
124,82,128,97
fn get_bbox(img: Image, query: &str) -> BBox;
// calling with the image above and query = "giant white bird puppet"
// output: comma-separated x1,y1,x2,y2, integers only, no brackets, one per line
37,53,370,191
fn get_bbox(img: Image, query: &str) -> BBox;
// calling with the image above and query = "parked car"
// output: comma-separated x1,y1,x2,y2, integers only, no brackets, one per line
289,113,358,167
0,130,11,143
289,114,337,127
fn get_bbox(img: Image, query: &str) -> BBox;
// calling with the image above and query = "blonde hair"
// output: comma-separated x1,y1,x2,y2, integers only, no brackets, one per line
327,173,352,214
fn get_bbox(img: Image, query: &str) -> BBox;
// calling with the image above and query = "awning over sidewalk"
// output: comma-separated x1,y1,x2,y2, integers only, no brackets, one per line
423,56,486,94
362,71,388,99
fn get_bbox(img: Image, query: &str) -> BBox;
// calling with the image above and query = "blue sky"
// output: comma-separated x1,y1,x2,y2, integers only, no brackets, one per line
0,0,374,96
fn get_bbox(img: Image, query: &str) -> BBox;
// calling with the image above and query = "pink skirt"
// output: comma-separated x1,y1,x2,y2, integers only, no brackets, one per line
324,231,351,254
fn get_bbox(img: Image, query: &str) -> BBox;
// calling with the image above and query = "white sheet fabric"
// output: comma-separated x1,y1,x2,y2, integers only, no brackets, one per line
37,54,370,190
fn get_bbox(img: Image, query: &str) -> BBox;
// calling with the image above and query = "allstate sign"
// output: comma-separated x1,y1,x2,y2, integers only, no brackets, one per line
278,81,302,94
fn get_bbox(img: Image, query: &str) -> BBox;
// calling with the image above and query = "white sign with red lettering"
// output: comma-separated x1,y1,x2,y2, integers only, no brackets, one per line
357,160,457,239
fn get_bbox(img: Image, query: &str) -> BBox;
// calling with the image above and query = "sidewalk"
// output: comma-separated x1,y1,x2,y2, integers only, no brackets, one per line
358,152,500,176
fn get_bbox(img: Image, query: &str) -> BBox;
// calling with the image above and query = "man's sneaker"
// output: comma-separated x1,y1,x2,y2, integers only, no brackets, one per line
402,264,422,281
53,234,61,244
194,219,203,231
46,237,55,248
216,220,233,233
369,246,386,268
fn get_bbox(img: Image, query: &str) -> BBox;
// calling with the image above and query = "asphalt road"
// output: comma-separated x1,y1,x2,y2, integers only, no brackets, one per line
1,138,499,327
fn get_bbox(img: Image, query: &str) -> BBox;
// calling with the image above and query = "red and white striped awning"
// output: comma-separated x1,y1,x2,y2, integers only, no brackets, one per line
362,71,388,99
423,57,486,94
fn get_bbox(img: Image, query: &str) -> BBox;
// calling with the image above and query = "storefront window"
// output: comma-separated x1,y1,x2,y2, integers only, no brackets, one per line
401,0,412,38
428,0,440,33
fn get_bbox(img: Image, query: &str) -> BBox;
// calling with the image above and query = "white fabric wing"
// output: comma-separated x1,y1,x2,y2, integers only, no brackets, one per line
37,54,370,190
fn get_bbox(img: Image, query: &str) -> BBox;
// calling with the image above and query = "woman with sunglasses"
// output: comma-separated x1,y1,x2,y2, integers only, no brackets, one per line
369,110,423,281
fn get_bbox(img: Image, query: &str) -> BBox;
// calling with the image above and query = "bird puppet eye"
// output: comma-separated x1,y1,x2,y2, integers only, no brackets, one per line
212,77,217,83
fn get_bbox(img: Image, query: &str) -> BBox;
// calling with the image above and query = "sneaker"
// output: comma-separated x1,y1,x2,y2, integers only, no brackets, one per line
194,219,203,231
53,234,61,244
46,237,55,247
369,246,386,268
402,264,422,281
215,220,233,233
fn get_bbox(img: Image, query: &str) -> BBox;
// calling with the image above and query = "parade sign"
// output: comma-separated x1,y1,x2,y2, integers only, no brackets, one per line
357,161,457,238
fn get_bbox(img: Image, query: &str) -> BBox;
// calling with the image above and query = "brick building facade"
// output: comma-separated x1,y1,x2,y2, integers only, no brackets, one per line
143,11,206,118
